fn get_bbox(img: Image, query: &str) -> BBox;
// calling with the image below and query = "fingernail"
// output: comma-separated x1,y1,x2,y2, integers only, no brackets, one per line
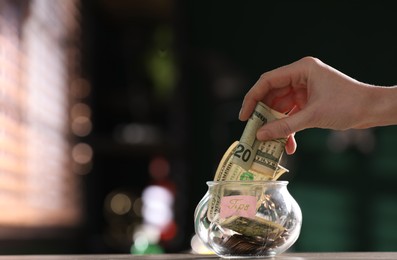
239,100,245,120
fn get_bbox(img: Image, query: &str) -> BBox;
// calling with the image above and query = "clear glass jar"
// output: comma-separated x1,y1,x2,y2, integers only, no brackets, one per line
194,190,211,248
194,181,302,258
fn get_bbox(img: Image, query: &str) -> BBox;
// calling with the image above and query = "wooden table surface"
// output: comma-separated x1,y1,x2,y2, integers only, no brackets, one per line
0,252,396,260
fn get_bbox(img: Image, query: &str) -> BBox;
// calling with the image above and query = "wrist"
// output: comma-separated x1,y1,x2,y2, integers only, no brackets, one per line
361,84,397,128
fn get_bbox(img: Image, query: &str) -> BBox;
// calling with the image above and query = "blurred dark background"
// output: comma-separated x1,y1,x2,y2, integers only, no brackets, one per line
1,0,397,255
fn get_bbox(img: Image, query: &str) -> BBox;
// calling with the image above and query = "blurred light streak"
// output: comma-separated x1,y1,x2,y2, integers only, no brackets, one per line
71,103,91,118
327,129,376,154
0,0,82,228
148,156,170,180
71,116,92,137
114,123,162,145
142,185,173,228
110,193,132,215
190,234,215,255
70,78,91,99
72,143,93,164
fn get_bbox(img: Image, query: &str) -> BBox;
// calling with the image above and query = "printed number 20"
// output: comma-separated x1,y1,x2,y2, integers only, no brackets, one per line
234,144,251,162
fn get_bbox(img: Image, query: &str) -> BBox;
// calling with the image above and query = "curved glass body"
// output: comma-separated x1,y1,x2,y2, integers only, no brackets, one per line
194,181,302,258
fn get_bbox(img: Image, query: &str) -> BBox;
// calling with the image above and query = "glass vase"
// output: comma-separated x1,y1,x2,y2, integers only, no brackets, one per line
194,181,302,258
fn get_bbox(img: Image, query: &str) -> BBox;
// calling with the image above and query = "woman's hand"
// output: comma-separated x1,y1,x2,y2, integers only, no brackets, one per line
239,57,384,154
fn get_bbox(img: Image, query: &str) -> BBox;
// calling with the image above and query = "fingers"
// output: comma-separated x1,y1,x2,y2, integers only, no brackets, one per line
239,72,289,121
239,58,309,121
239,98,258,121
256,110,309,141
239,57,321,156
285,134,297,155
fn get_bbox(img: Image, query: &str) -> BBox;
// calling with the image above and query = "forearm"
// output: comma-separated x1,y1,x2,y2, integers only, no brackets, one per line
361,84,397,128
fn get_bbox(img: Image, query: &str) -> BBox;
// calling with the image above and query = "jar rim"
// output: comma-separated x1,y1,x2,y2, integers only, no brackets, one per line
206,180,288,186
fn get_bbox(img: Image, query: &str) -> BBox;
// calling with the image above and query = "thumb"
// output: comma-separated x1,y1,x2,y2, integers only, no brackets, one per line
256,111,308,141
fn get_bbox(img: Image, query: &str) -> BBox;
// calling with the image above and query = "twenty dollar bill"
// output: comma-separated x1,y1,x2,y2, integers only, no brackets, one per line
232,102,287,177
